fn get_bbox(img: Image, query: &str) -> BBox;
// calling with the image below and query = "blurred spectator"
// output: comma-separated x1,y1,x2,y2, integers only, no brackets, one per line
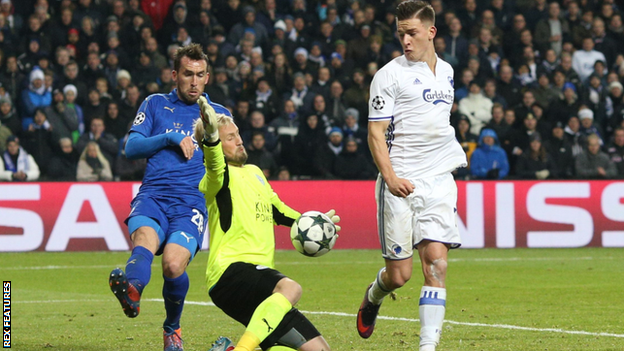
558,53,581,88
0,0,22,35
141,0,174,32
44,89,78,144
252,78,280,123
284,72,315,117
17,37,43,73
534,1,568,56
470,128,510,180
246,131,278,179
544,121,575,179
293,114,326,178
132,51,159,91
0,110,11,154
1,55,24,104
484,103,509,141
20,68,52,130
459,80,493,135
157,67,175,94
103,101,128,141
58,61,86,105
271,99,299,168
550,82,582,125
76,116,118,167
532,73,559,110
63,84,84,135
22,108,54,175
241,110,277,152
483,78,507,109
581,73,611,127
267,52,292,96
160,2,189,45
311,94,334,135
334,137,375,180
82,51,106,89
578,107,605,145
455,114,478,179
607,127,624,177
515,133,556,179
343,69,368,124
76,140,113,181
575,133,617,179
0,97,19,135
443,17,468,68
47,137,79,181
114,133,146,181
342,108,367,151
144,37,167,70
572,37,607,83
118,84,141,123
315,126,343,179
327,80,347,126
0,136,40,181
455,68,474,102
591,17,618,68
564,115,586,157
82,88,106,128
228,6,268,49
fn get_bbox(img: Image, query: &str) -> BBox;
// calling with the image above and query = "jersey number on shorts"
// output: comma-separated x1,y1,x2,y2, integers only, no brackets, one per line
191,209,204,233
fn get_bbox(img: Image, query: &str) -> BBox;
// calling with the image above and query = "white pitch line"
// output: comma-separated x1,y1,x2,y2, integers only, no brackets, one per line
16,298,624,339
3,255,617,271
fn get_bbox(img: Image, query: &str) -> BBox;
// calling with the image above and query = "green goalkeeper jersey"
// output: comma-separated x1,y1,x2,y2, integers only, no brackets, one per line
200,141,300,290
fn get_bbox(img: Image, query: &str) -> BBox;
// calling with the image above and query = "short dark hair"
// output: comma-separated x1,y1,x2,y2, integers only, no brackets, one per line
173,43,209,72
396,0,435,24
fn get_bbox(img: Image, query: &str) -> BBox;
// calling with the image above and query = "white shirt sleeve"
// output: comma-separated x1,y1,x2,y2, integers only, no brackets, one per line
368,68,397,121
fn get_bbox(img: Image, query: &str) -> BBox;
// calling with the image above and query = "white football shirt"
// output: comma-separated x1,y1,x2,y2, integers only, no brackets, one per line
368,55,467,179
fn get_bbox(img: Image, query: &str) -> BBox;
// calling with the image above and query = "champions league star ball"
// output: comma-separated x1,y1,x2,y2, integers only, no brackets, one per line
290,211,338,257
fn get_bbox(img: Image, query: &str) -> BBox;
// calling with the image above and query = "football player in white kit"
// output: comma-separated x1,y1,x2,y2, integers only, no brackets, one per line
356,1,467,350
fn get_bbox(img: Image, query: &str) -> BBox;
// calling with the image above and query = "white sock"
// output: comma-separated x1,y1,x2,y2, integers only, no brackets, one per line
419,286,446,348
367,268,392,305
419,345,436,351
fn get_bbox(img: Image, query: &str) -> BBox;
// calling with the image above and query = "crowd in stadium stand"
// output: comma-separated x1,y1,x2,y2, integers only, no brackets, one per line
0,0,623,182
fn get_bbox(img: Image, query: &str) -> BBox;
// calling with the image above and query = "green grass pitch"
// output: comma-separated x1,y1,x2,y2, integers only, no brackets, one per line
4,248,624,350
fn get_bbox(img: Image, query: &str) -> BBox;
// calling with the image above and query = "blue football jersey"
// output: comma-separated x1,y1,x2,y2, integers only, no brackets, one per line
130,90,230,200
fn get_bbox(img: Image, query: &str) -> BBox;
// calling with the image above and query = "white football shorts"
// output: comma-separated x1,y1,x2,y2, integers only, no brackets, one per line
375,172,461,260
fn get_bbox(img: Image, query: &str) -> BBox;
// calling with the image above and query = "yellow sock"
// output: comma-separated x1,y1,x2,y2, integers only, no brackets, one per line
234,293,292,351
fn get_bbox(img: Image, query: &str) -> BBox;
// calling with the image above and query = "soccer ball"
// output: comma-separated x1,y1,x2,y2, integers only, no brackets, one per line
290,211,338,257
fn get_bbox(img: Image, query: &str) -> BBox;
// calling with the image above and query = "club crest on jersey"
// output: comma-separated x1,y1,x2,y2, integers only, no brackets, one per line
371,95,385,110
423,89,453,105
133,112,146,125
173,122,183,129
448,76,454,87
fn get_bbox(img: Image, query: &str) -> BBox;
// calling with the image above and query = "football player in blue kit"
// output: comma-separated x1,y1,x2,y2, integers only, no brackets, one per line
108,43,231,351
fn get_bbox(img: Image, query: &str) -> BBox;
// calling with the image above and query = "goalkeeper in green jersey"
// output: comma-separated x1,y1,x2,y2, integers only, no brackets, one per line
194,96,340,351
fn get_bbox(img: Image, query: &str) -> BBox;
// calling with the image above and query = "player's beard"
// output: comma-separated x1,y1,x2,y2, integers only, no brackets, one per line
228,147,248,166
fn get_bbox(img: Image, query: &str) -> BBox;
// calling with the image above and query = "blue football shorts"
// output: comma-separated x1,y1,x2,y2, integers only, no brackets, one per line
125,193,207,261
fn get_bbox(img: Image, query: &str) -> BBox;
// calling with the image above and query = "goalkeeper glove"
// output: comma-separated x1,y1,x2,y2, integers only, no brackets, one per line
198,96,219,143
325,209,341,232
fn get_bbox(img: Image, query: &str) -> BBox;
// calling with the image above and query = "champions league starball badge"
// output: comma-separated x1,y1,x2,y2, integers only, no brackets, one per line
371,95,385,110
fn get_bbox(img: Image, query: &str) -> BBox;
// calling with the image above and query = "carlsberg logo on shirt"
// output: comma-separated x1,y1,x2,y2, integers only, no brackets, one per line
422,89,453,105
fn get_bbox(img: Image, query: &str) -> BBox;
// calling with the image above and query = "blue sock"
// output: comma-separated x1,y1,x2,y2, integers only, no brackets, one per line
125,246,154,295
162,272,189,332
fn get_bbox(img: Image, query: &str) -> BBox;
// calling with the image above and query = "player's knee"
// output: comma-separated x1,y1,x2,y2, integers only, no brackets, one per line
387,274,410,289
162,259,187,278
275,278,302,305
